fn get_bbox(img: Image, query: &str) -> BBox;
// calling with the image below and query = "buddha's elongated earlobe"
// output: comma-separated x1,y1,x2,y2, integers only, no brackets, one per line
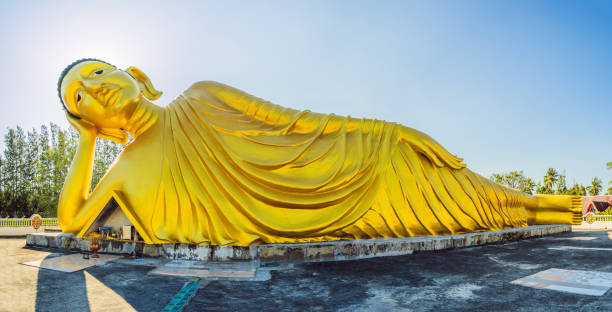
126,66,163,101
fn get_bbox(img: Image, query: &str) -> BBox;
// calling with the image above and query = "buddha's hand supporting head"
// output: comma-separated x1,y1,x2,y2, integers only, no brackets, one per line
58,59,162,144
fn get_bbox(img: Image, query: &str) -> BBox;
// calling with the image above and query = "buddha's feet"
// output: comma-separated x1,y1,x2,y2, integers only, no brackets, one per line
527,194,582,225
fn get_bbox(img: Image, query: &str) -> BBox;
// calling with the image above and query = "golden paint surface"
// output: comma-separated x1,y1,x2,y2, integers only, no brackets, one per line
57,61,582,246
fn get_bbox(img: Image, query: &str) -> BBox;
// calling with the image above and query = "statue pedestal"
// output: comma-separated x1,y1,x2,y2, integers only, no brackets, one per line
26,224,570,262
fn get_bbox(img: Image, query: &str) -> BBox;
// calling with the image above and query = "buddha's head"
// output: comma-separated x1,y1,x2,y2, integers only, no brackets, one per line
58,59,162,144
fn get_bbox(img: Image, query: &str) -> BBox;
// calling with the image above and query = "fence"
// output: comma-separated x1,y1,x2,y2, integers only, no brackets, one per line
595,215,612,222
0,218,58,227
0,218,59,236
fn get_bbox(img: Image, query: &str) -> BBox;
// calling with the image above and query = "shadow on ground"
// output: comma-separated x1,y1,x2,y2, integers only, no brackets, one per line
17,230,612,311
32,251,186,312
187,230,612,312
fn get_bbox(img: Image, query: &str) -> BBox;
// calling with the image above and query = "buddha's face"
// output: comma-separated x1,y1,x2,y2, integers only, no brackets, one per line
60,61,141,129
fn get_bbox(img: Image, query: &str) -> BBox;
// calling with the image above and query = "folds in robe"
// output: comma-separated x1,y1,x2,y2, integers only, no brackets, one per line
139,81,540,246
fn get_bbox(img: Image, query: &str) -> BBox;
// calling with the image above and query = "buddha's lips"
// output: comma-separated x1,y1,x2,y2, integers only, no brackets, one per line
99,88,121,107
109,89,122,107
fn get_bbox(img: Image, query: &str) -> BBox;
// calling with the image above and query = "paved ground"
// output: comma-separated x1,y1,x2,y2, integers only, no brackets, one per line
0,239,185,312
3,230,612,311
573,221,612,231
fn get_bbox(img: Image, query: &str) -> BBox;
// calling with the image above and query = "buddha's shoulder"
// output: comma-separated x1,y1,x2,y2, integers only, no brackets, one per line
183,81,249,98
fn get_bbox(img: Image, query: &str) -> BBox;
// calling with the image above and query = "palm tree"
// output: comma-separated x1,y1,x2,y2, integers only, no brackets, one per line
587,177,602,196
607,162,612,170
543,168,559,191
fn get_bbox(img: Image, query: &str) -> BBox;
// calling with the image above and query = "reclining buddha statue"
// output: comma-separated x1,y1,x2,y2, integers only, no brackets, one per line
57,59,582,246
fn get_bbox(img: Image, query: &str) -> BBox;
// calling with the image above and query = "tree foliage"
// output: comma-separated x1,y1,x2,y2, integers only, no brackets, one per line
0,124,124,217
587,177,602,196
490,170,536,194
491,168,595,197
543,168,559,191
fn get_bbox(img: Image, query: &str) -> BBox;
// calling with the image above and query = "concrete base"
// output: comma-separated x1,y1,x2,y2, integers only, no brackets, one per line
26,224,570,262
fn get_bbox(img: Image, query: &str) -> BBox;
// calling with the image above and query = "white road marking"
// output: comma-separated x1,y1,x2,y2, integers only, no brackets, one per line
548,246,612,251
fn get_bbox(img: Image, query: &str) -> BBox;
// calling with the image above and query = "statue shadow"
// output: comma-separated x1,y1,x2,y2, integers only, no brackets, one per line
32,252,186,312
33,252,89,311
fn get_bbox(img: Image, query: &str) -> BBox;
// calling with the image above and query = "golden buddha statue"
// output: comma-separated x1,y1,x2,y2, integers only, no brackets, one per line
57,59,581,246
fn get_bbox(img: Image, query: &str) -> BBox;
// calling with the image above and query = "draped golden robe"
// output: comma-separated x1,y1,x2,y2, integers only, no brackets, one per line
75,81,581,246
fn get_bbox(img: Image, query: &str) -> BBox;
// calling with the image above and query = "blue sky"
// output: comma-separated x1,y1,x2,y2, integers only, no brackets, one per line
0,1,610,186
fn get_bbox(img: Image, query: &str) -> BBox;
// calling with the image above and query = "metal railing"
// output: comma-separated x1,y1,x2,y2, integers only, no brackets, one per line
0,218,58,227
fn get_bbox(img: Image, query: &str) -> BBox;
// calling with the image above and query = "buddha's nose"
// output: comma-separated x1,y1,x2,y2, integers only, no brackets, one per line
81,82,110,102
81,79,102,91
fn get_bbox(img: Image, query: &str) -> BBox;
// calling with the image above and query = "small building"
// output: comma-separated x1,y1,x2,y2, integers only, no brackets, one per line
581,196,612,216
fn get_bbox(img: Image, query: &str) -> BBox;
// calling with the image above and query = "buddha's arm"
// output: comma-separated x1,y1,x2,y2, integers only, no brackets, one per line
399,126,466,170
58,115,110,233
191,81,466,170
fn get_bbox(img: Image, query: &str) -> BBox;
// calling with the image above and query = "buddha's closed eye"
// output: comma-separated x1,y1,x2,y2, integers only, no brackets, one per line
91,69,105,77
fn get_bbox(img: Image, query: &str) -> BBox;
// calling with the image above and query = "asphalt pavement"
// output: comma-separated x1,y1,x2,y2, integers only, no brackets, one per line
3,230,612,311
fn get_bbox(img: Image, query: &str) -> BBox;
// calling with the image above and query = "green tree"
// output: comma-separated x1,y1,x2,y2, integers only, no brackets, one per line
91,138,123,192
587,177,602,196
44,125,79,216
491,173,504,184
0,123,125,217
556,173,568,195
536,184,554,195
0,154,5,217
1,127,29,217
580,184,587,196
563,183,586,196
504,171,522,189
489,170,535,194
543,168,559,191
35,125,55,215
520,178,536,195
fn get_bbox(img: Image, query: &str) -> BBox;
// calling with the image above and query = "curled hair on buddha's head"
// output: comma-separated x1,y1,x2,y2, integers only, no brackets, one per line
57,58,114,120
